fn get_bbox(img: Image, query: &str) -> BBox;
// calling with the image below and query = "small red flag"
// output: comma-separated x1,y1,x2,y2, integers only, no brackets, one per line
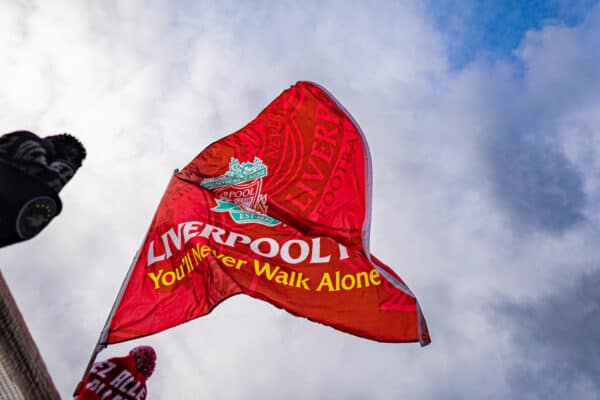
107,82,430,345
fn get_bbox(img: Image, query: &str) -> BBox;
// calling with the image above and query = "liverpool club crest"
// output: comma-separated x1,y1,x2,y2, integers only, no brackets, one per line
200,157,280,226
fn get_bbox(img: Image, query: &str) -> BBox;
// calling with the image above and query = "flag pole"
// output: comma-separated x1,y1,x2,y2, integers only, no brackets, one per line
72,244,143,396
73,170,179,397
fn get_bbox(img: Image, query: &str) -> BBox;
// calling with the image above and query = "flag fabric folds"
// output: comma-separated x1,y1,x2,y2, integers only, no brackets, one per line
107,81,430,346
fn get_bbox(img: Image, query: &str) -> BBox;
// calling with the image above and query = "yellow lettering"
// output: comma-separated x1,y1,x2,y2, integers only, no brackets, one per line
200,245,211,258
235,259,247,270
341,273,355,290
297,273,311,290
253,260,279,280
221,256,236,267
274,271,289,285
147,270,163,289
175,264,185,280
355,271,369,288
370,269,381,285
162,271,176,286
316,272,337,291
192,243,203,265
185,254,194,272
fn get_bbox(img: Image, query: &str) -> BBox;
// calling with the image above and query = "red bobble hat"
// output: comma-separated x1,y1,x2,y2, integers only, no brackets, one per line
129,346,157,378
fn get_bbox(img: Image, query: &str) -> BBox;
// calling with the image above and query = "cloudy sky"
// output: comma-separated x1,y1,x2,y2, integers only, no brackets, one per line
2,0,600,398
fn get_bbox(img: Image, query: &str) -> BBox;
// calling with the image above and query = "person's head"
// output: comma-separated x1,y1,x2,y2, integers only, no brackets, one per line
129,346,157,379
44,133,86,169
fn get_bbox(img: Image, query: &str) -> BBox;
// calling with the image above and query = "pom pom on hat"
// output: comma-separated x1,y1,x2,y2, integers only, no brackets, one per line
130,346,157,378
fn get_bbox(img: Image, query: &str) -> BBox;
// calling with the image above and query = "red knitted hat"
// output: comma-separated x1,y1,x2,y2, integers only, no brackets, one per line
129,346,157,378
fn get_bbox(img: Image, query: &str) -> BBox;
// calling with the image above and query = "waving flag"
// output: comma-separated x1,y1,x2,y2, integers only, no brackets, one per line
105,82,430,345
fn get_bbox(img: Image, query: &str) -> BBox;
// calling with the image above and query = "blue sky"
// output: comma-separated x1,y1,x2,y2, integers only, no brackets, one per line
1,1,600,399
429,0,599,67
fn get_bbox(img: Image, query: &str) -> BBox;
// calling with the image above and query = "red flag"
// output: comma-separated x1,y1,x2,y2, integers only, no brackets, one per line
107,82,430,345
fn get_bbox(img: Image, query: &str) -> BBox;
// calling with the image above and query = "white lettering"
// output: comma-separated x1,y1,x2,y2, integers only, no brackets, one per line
223,231,252,247
183,221,203,242
136,388,147,400
338,243,349,260
126,381,141,396
280,239,309,264
146,240,166,266
250,237,279,258
160,223,186,258
199,224,227,244
146,220,352,267
110,370,132,387
310,238,331,263
96,361,117,379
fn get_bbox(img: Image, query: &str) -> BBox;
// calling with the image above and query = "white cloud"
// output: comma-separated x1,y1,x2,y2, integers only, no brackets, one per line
1,1,599,399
